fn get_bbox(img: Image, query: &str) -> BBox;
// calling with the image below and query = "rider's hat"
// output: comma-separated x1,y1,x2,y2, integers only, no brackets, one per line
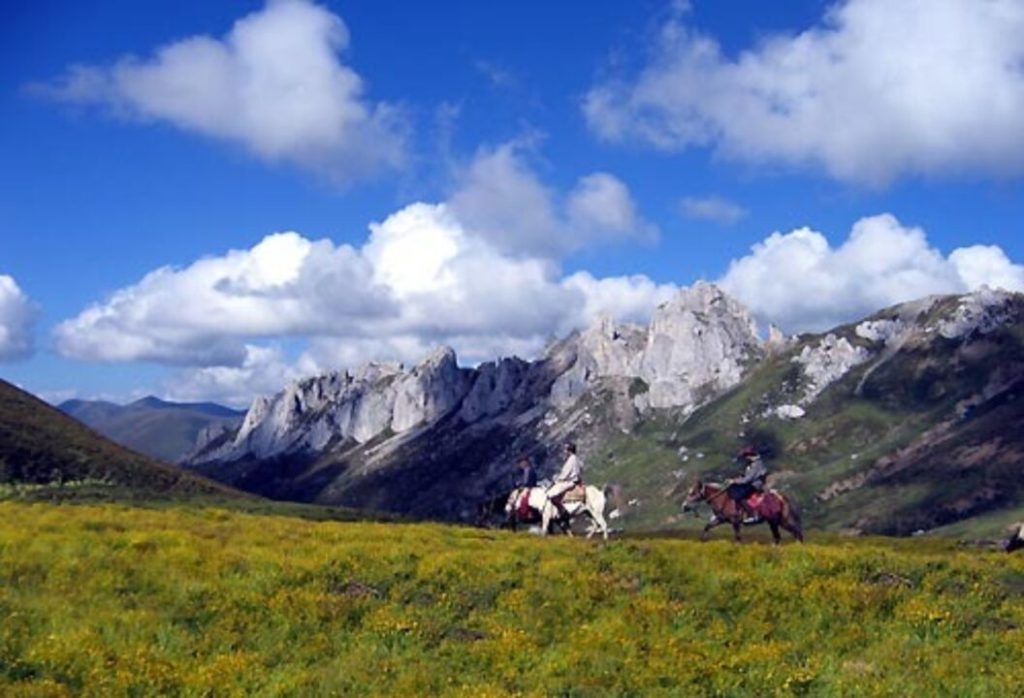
738,445,759,461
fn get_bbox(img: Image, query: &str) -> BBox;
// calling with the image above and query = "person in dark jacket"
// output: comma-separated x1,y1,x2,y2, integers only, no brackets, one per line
515,456,537,489
727,446,767,522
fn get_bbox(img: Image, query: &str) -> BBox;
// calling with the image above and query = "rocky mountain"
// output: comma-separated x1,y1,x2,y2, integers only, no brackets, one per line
60,396,245,463
0,379,239,500
186,282,761,516
185,283,1024,535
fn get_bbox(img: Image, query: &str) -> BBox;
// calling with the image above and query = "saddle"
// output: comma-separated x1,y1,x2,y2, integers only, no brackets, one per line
745,490,782,518
563,483,587,503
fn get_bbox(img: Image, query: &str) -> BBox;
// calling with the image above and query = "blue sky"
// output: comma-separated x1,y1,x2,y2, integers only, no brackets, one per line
2,0,1023,406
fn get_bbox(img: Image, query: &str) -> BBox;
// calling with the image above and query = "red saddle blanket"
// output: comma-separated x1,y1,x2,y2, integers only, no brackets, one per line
517,491,533,519
747,491,782,518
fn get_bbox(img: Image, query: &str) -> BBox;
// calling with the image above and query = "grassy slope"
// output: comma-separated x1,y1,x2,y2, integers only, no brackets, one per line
1,501,1022,696
0,379,238,500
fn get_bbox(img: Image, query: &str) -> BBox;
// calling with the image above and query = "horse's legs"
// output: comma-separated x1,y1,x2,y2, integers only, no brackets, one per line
587,506,610,541
701,514,722,541
783,521,804,543
732,519,742,542
769,520,781,545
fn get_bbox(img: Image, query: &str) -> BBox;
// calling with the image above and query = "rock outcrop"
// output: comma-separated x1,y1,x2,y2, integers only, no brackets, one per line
189,283,765,468
793,334,870,403
638,282,762,409
194,348,473,463
550,282,763,411
938,287,1019,339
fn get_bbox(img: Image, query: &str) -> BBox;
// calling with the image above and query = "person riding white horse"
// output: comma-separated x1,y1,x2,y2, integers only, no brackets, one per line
547,442,583,520
501,443,612,539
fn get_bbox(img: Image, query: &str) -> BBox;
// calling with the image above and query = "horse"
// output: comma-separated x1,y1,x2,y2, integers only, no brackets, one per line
505,484,612,540
682,479,803,544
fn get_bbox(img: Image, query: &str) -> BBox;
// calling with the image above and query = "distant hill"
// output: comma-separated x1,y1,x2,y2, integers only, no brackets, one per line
60,395,244,463
0,379,239,499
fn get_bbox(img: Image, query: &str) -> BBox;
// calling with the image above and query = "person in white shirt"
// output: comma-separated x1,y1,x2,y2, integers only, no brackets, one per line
547,442,583,518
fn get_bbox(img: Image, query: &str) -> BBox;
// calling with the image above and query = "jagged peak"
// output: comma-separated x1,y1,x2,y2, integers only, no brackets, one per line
658,280,731,310
417,345,459,368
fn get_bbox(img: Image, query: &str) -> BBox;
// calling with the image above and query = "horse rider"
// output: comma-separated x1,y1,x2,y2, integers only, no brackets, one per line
547,442,583,519
727,446,767,523
515,456,537,490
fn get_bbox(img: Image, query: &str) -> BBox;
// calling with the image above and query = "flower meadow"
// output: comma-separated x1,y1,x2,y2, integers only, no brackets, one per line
1,501,1022,696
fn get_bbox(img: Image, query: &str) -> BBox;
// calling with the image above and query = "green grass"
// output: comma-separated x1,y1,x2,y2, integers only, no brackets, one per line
2,501,1022,696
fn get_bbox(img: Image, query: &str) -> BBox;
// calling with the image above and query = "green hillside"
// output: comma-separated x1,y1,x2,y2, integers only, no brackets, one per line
0,378,240,501
586,304,1024,536
1,501,1022,695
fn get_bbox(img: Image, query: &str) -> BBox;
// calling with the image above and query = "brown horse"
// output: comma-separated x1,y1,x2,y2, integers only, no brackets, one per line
682,479,803,544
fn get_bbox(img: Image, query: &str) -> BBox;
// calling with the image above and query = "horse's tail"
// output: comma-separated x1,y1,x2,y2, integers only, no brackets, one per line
780,492,803,531
603,483,625,515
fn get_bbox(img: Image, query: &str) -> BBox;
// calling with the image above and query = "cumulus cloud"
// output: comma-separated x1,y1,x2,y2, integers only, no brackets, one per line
35,0,405,183
56,200,671,381
55,232,392,365
448,143,656,257
562,272,678,326
162,345,309,408
719,213,1024,332
584,0,1024,185
0,274,36,361
52,137,662,402
680,195,746,225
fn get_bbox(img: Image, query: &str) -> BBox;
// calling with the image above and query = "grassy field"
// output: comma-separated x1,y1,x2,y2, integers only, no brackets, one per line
2,502,1023,696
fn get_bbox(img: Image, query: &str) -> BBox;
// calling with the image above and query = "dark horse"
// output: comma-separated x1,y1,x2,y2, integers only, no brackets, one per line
682,479,803,544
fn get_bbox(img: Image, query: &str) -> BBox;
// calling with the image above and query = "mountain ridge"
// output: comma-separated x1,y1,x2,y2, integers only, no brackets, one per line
60,395,244,463
184,284,1024,534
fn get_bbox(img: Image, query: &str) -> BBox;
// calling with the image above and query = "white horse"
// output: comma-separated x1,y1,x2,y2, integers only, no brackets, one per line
505,485,611,540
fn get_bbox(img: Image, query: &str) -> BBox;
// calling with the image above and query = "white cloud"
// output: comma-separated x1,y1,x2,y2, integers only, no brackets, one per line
948,245,1024,293
55,200,671,379
719,213,1024,332
0,274,36,361
54,232,392,365
53,137,667,402
680,195,746,225
584,0,1024,185
35,0,406,184
448,143,655,257
567,173,658,243
562,272,678,327
162,345,308,408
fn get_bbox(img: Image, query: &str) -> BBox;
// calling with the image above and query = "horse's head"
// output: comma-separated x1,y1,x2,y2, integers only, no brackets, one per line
680,479,705,513
504,489,520,516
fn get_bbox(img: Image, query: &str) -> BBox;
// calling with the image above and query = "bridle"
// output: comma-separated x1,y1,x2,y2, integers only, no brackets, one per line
684,481,730,516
